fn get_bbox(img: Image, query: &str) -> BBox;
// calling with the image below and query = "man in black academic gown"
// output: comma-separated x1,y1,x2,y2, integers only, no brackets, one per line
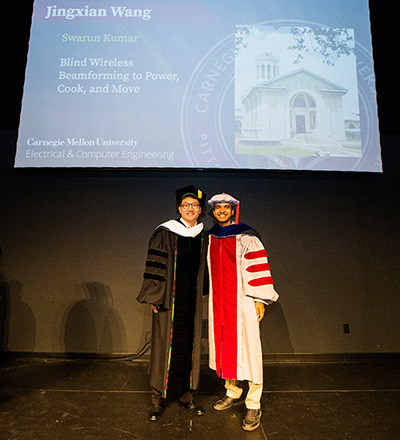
137,185,208,421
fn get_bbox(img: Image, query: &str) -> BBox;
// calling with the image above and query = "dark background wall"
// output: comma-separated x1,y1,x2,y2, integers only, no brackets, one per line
1,0,399,355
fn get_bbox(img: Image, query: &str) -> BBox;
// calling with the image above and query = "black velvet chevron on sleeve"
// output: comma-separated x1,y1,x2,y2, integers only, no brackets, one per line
143,248,168,281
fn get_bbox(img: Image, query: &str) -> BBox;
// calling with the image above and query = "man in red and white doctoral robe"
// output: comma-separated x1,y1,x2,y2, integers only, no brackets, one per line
207,193,279,432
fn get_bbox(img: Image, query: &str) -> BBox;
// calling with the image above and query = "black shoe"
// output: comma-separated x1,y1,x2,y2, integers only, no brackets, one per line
213,395,244,411
182,400,205,416
242,408,262,431
148,404,164,421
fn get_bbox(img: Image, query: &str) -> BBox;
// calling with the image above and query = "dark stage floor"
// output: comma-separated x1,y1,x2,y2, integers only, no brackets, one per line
0,357,399,439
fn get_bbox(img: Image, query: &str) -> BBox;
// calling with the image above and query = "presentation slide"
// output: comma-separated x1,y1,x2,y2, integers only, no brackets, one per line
15,0,382,171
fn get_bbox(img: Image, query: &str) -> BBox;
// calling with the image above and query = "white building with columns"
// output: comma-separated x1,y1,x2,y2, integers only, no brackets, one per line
237,52,361,157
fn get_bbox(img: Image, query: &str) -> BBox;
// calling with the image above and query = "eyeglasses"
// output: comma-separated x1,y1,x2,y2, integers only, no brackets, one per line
180,202,200,210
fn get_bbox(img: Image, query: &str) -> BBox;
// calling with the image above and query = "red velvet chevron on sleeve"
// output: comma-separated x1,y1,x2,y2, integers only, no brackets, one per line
242,236,279,302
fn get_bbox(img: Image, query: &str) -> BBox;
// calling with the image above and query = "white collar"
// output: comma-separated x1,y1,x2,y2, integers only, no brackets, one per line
179,218,194,229
158,219,204,238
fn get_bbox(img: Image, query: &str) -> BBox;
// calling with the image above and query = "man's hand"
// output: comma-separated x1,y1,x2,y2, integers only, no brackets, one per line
255,302,265,323
151,304,159,314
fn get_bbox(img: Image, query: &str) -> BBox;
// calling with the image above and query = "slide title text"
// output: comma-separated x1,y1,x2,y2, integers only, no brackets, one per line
45,6,152,20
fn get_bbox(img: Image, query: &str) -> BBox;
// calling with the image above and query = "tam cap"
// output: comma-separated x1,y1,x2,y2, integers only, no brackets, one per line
208,193,240,224
175,185,206,207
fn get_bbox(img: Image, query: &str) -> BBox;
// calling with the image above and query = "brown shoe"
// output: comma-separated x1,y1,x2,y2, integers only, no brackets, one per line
242,408,262,431
213,395,244,411
182,400,205,416
148,404,164,421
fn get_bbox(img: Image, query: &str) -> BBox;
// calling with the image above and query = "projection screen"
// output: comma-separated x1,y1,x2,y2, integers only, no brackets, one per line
15,0,382,172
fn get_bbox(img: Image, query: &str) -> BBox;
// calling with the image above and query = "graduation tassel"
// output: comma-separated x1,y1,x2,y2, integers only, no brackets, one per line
235,201,240,224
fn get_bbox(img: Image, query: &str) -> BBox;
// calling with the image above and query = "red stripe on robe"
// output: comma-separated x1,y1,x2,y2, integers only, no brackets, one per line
248,276,273,287
244,249,267,259
210,236,238,379
246,263,270,273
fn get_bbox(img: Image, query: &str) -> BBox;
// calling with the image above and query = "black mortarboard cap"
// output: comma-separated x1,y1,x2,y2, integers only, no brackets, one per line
175,185,206,207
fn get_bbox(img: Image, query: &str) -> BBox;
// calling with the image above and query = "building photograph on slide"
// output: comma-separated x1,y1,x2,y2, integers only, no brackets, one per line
14,0,382,171
235,25,361,166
